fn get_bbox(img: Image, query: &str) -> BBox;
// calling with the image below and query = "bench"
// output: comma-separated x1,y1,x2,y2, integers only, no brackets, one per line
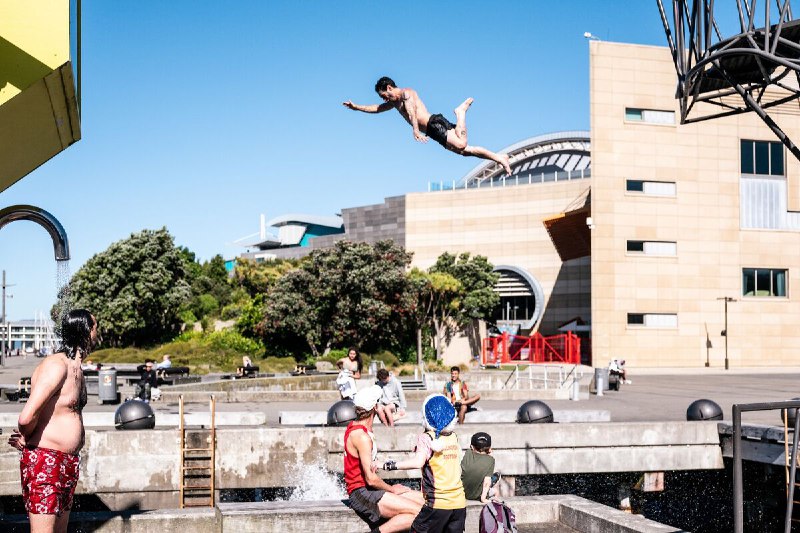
237,365,259,378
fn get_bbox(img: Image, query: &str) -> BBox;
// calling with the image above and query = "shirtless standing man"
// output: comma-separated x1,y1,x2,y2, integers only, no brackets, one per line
7,309,97,533
343,77,513,175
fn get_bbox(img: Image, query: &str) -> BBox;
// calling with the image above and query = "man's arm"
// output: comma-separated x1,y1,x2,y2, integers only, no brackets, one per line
395,379,407,411
401,90,427,142
480,476,492,503
342,100,395,113
352,431,409,495
17,359,67,439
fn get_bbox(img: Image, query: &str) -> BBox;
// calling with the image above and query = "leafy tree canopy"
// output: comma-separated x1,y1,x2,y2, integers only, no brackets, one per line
62,228,192,347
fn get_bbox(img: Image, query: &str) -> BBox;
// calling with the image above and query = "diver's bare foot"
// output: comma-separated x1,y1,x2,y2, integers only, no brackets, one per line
455,97,474,118
498,153,511,175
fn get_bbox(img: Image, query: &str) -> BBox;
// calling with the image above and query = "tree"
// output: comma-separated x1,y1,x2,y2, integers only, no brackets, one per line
232,257,299,298
422,252,500,359
257,240,416,358
62,228,192,346
410,269,462,360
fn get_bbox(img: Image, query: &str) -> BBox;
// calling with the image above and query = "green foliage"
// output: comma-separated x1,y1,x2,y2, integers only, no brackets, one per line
196,294,220,317
370,350,400,368
233,258,299,297
236,294,267,340
259,240,417,358
88,330,264,374
64,228,192,347
430,252,500,323
179,310,198,325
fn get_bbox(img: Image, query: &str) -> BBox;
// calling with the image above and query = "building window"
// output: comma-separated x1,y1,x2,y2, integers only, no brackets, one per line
626,179,676,196
742,268,787,297
741,140,784,176
625,108,675,125
627,313,678,328
626,240,677,256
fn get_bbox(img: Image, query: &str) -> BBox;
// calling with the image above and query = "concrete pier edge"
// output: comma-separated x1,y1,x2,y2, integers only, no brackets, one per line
0,495,683,533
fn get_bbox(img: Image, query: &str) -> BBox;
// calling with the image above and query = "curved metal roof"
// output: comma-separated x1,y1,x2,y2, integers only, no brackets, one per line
266,214,344,229
457,130,591,187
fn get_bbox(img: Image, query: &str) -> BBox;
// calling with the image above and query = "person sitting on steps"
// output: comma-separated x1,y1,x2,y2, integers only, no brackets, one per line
443,366,480,424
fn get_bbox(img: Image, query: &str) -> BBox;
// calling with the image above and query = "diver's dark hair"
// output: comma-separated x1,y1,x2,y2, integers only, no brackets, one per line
375,76,396,93
58,309,95,360
348,347,363,373
450,366,461,373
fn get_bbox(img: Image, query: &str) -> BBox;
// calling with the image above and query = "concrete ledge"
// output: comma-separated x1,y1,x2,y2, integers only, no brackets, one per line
0,496,682,532
0,411,266,428
278,408,611,425
162,388,572,403
0,507,220,533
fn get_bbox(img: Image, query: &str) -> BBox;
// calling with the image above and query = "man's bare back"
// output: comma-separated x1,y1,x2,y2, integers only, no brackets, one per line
21,355,86,454
343,76,512,175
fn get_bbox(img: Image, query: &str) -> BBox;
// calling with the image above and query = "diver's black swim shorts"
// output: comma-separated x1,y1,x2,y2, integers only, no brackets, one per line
426,114,456,147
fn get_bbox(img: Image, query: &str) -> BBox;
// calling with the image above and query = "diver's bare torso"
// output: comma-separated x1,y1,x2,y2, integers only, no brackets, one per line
394,88,432,132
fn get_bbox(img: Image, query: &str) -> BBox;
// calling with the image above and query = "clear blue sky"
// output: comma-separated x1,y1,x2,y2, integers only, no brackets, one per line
0,1,670,320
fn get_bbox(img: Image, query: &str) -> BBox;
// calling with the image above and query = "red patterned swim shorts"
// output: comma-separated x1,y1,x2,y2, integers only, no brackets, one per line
20,447,80,515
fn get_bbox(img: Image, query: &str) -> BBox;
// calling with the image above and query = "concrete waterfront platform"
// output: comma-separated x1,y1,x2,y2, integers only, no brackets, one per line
0,421,723,509
0,495,684,532
278,408,611,425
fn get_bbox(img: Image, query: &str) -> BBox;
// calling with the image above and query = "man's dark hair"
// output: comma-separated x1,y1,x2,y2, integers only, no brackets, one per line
59,309,95,360
471,431,492,452
375,76,396,93
450,366,461,373
376,368,390,380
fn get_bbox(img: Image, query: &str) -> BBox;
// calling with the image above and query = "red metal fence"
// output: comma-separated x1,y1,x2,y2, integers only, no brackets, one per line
481,331,581,366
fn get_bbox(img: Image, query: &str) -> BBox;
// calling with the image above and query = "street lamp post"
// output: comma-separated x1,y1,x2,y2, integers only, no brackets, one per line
717,297,737,370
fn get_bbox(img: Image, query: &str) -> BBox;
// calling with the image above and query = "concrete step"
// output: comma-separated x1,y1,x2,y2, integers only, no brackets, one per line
279,408,611,426
398,379,426,390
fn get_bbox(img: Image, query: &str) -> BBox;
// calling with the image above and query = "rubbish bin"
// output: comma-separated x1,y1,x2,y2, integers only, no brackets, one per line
593,367,609,396
98,368,120,404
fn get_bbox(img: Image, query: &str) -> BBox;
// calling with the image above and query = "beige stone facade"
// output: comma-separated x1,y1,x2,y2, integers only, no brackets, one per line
590,41,800,368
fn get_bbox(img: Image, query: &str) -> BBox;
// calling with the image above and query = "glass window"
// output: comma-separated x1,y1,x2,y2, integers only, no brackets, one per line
771,142,784,176
742,268,788,297
626,179,677,196
741,140,784,175
625,108,675,124
741,140,754,174
627,313,644,325
626,180,644,192
627,240,677,256
755,142,769,174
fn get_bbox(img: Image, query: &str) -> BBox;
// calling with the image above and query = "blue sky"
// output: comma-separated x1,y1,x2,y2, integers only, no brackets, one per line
0,1,670,320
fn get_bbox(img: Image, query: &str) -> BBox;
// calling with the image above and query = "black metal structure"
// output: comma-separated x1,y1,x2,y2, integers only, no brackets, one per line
656,0,800,161
732,400,800,533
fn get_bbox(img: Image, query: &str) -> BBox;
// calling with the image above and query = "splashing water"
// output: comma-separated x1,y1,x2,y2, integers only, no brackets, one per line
54,260,72,339
281,458,346,501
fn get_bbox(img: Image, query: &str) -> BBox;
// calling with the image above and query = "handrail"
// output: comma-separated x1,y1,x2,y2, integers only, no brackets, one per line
732,399,800,533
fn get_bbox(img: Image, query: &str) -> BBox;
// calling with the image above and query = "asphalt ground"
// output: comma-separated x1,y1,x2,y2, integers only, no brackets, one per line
1,354,798,427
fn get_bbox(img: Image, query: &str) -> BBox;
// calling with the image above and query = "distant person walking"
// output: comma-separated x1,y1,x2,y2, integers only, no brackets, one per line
444,367,480,424
7,309,97,533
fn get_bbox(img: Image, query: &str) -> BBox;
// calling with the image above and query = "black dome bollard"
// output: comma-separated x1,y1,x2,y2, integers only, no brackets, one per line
517,400,554,424
781,398,800,427
686,399,723,421
115,400,156,430
327,400,357,426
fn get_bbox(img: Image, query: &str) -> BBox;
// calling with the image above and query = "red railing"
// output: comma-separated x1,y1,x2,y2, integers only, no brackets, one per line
481,331,581,366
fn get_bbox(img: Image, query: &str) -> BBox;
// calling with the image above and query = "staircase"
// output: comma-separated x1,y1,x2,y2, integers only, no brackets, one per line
399,378,426,390
179,395,216,508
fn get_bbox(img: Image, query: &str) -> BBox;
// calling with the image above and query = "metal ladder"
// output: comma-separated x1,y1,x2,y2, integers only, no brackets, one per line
784,411,800,526
179,394,216,508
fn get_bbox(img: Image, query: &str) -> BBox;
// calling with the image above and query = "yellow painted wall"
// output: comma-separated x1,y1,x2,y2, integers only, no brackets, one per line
0,0,70,105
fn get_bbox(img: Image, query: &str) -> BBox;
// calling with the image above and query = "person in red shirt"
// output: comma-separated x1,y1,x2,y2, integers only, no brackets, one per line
344,384,423,532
